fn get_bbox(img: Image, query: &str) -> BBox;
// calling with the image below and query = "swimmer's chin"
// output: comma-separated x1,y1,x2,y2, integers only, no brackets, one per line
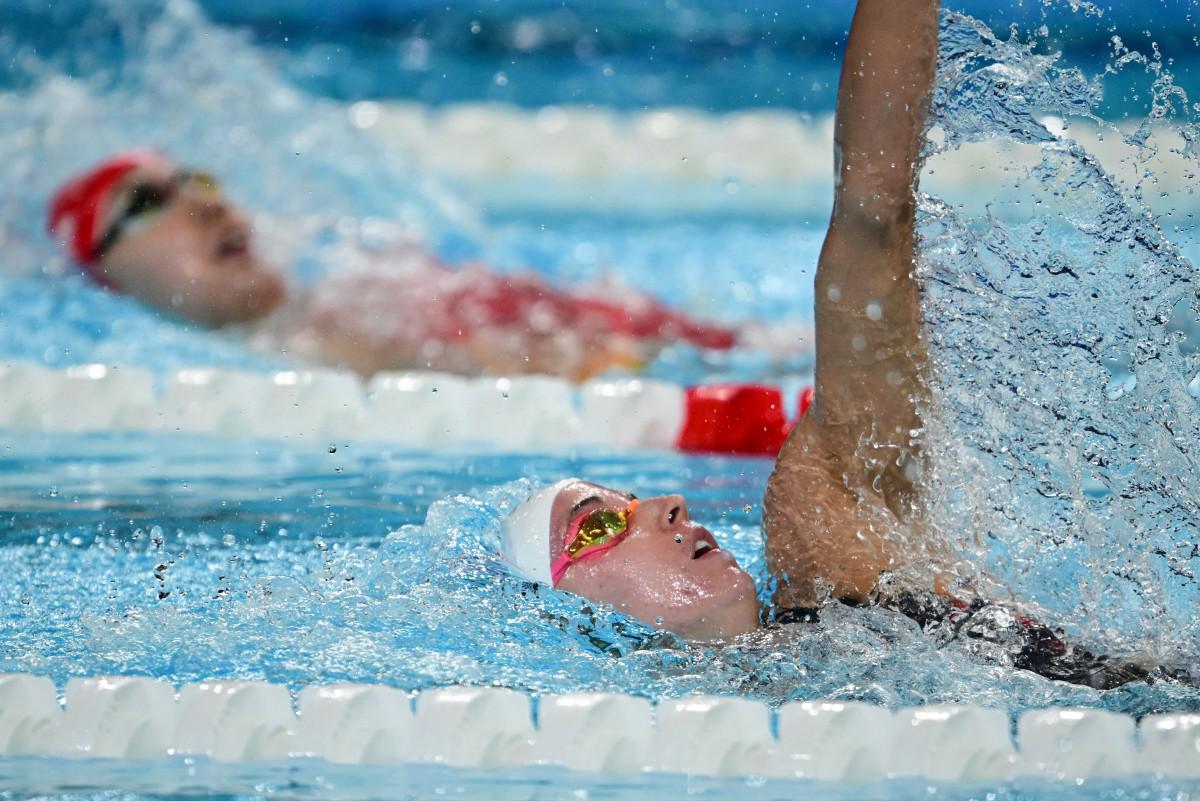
212,271,288,327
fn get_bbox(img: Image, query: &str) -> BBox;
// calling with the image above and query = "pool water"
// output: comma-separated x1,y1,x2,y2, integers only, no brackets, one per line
2,431,1197,716
1,0,1199,798
0,754,1195,801
2,433,1199,799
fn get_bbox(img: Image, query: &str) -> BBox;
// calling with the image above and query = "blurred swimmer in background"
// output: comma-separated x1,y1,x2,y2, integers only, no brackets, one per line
501,0,1191,690
47,150,742,380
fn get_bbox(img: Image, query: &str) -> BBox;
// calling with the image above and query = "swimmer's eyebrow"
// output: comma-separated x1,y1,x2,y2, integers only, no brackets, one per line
569,495,602,518
569,491,637,518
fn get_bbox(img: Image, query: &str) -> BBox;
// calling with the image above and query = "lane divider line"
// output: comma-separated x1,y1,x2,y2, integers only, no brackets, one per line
0,675,1195,781
0,361,811,456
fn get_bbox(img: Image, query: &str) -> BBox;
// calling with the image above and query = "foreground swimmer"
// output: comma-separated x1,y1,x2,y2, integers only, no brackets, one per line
502,0,1189,690
47,152,740,380
504,479,759,641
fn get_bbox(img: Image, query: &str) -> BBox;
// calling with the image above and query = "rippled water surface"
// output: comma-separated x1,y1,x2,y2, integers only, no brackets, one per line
0,756,1199,801
2,432,1197,719
0,0,1199,799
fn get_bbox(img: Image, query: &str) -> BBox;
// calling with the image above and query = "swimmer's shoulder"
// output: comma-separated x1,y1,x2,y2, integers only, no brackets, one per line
765,412,908,608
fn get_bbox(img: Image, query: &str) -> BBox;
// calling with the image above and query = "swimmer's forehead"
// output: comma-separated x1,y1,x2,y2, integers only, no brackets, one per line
549,481,633,541
113,161,178,190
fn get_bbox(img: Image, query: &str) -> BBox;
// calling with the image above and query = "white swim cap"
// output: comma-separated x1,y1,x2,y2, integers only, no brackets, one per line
502,479,575,585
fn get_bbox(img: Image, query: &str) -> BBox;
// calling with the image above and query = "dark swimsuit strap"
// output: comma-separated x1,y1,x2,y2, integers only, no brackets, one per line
777,593,1191,690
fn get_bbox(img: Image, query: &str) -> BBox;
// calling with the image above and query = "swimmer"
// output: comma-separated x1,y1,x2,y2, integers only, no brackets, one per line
47,152,744,381
503,479,759,641
502,0,1190,690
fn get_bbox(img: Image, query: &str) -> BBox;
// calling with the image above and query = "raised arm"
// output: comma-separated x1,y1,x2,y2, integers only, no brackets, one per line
765,0,940,608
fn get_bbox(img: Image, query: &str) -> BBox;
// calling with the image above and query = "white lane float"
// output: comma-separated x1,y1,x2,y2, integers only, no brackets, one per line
1015,708,1139,780
56,676,177,760
535,692,653,774
172,680,296,762
1,361,811,456
0,673,1193,783
0,674,60,756
294,683,413,765
772,700,895,782
650,695,774,776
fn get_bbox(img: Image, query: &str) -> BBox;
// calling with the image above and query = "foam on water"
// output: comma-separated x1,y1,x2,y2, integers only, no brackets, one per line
2,432,1198,720
0,0,476,286
0,0,1198,747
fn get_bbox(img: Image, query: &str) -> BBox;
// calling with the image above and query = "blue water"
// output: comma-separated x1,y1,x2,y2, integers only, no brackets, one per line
0,756,1197,801
1,431,1197,714
1,0,1199,798
0,759,1199,801
1,432,1199,799
5,0,1197,117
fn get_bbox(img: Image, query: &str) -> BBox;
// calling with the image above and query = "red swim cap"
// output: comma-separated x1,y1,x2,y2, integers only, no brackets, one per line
47,149,172,286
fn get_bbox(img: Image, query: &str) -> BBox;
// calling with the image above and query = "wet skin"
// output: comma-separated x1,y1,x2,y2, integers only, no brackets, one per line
550,480,760,641
98,163,285,327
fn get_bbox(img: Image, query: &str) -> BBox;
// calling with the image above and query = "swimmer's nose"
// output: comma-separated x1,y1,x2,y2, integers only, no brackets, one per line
639,494,690,531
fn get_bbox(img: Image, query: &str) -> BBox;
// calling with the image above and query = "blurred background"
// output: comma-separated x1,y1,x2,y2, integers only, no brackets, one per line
9,0,1194,113
0,0,1198,716
0,0,1195,377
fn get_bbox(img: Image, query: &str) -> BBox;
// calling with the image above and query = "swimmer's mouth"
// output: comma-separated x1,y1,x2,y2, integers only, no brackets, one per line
691,530,719,559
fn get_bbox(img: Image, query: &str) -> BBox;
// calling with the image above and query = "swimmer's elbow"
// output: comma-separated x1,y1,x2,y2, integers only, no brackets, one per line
831,188,915,248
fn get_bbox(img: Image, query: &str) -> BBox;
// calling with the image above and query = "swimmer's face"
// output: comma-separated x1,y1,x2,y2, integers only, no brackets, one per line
551,480,760,641
98,163,284,327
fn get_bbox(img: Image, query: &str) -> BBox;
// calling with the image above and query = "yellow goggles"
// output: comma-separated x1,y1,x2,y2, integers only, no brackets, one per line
551,499,639,584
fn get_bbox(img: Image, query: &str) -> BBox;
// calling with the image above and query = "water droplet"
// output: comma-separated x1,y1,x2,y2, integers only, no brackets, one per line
826,284,842,302
673,533,683,544
865,301,883,321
